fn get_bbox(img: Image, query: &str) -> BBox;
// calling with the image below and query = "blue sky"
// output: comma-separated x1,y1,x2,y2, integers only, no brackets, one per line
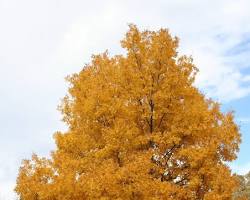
0,0,250,199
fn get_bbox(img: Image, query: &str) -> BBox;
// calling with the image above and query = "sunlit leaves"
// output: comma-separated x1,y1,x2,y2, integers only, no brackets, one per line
15,25,241,200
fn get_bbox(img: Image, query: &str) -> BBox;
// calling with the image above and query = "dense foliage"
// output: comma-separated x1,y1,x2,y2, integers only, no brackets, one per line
16,25,242,200
234,172,250,199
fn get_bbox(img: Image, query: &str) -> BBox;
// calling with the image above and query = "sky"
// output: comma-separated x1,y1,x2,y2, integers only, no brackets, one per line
0,0,250,199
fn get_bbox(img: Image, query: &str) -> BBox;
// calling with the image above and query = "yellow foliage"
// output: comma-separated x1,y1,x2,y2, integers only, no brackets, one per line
16,25,242,200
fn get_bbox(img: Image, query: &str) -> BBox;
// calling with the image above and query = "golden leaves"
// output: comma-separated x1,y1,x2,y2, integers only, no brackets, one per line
16,25,242,200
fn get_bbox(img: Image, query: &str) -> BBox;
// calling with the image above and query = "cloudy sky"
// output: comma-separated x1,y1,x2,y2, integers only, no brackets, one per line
1,0,250,199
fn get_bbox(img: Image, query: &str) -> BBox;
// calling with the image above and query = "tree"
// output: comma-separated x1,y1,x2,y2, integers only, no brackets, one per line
234,172,250,199
16,25,242,200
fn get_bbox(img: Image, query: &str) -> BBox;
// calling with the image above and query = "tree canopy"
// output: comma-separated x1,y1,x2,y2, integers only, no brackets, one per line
234,172,250,199
16,25,242,200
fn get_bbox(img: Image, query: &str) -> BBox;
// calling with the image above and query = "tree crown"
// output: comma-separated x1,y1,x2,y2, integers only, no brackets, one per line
16,24,241,200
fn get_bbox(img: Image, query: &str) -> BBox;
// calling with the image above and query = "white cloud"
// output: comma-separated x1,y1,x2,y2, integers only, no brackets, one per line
55,0,250,102
231,162,250,175
0,182,17,200
237,118,250,124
